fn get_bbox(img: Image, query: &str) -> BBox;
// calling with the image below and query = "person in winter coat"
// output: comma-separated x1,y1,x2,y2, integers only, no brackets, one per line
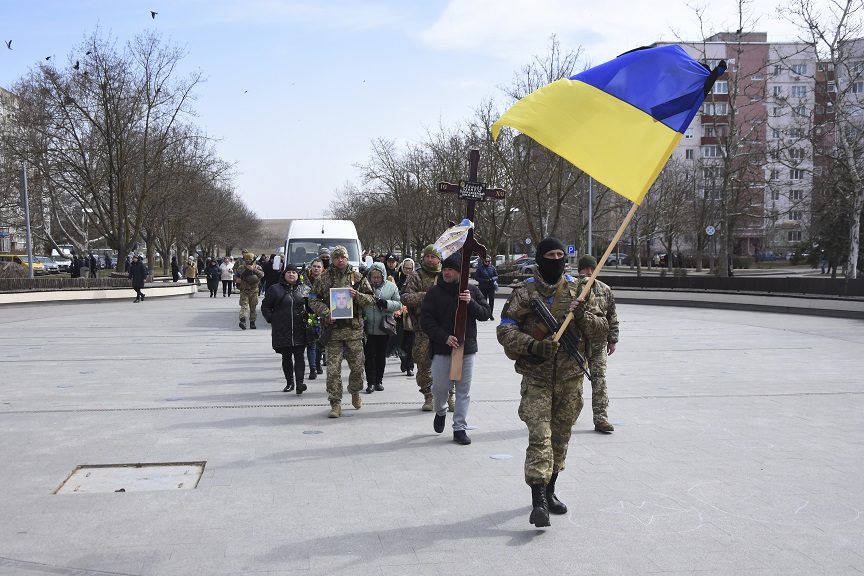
361,262,401,394
398,258,416,375
302,257,325,380
205,259,221,297
261,264,310,394
128,254,148,303
420,252,492,445
184,258,198,283
473,255,499,318
219,257,234,296
171,256,180,282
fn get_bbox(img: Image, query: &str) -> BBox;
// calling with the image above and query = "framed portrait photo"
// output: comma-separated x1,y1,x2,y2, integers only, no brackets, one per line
330,287,353,319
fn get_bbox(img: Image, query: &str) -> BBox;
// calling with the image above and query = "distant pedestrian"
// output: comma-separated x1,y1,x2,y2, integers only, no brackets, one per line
197,256,205,277
473,255,499,319
125,256,131,273
184,257,197,284
71,256,80,278
89,254,98,278
171,256,180,282
236,252,264,330
128,254,148,303
398,258,416,376
205,258,221,297
219,257,234,296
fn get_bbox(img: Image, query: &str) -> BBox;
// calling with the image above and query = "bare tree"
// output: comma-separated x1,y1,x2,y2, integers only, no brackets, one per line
785,0,864,278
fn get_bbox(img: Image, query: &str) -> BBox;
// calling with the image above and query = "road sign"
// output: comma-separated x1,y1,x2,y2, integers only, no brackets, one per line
706,226,716,236
525,238,531,244
566,245,576,255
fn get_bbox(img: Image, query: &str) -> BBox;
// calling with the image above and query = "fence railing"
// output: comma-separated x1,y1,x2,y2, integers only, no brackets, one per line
0,277,132,293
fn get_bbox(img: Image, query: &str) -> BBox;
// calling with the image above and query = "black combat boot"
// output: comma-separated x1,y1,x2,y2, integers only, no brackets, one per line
529,484,551,527
250,320,256,329
546,472,568,515
309,368,317,380
283,381,294,392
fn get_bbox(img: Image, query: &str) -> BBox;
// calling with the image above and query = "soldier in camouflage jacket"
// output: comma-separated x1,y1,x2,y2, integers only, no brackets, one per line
307,245,374,418
235,252,265,330
577,255,619,432
496,237,608,528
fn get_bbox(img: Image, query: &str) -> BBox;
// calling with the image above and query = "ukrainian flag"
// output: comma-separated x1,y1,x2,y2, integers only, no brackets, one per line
492,45,725,205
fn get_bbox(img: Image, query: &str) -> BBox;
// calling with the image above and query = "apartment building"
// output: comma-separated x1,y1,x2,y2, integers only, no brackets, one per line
658,33,816,258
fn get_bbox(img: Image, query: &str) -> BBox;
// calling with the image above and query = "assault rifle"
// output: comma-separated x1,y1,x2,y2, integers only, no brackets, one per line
527,298,592,381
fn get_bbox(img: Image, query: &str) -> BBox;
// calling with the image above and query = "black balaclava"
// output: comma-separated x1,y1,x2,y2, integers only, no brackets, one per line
534,237,567,284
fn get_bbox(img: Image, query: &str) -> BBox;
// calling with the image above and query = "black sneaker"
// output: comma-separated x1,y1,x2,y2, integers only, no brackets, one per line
434,413,446,433
453,430,471,445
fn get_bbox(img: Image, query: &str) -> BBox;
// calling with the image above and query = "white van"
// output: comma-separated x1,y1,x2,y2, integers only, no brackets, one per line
282,219,363,269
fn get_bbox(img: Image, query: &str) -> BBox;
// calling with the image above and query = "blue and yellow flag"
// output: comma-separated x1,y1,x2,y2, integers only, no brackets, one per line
492,45,726,205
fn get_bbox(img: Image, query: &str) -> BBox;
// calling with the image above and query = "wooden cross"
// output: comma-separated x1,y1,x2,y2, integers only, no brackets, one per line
438,149,506,380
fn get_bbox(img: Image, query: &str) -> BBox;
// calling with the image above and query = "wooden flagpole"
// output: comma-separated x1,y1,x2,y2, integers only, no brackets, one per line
553,202,638,342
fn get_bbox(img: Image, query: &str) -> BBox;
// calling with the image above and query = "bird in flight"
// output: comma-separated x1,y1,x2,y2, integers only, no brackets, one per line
151,11,158,19
45,56,51,61
73,61,80,70
4,40,11,50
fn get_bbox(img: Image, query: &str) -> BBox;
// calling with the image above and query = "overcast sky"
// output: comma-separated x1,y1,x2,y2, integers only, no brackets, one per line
2,0,805,219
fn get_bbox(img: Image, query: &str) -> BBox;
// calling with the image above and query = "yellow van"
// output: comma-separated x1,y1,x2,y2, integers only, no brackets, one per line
0,254,46,275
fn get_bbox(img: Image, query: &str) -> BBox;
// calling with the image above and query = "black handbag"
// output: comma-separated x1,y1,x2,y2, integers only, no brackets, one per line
379,314,397,336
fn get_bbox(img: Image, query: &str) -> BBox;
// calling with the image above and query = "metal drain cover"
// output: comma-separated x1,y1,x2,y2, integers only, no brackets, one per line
55,462,206,494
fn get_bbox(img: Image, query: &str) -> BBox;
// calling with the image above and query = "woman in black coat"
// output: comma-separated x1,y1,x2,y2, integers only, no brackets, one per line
128,255,148,303
205,259,221,297
171,256,180,282
261,264,310,394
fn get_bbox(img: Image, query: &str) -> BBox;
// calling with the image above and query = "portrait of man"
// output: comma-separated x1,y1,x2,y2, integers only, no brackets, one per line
330,287,353,319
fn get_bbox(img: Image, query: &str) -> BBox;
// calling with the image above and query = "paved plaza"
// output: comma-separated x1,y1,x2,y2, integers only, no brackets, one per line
1,292,862,575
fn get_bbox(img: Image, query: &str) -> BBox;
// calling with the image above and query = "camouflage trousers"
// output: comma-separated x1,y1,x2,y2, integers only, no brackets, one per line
587,344,609,424
412,331,433,394
239,290,259,322
324,337,365,404
518,374,584,485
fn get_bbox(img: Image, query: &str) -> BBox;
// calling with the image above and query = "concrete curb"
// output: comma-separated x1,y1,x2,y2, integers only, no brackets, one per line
0,283,198,305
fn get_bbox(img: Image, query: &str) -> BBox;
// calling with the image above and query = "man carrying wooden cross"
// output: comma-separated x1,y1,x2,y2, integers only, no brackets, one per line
496,237,609,527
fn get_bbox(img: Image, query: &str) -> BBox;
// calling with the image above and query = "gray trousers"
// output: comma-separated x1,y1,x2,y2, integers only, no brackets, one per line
431,353,475,431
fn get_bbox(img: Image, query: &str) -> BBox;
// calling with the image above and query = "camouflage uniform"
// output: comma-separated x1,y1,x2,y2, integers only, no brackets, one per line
496,273,609,485
235,256,265,326
401,263,455,409
308,259,374,410
579,276,619,426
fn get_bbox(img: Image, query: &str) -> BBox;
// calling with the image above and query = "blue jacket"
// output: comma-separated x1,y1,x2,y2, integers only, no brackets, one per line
473,262,498,290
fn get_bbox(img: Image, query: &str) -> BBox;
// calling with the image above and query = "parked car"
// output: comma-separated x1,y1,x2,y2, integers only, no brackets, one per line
516,258,536,274
51,255,71,272
470,256,480,268
606,252,629,266
508,255,533,271
37,256,60,274
0,254,46,275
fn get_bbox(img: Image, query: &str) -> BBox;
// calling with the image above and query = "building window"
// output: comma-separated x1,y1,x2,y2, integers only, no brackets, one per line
685,149,694,160
703,166,719,179
789,148,806,160
790,127,805,138
852,82,864,94
772,107,782,117
828,81,836,92
792,64,807,75
790,169,804,180
773,65,782,76
771,129,781,139
706,59,724,70
770,169,780,181
773,86,783,97
792,106,806,117
791,189,803,200
702,145,720,158
790,210,802,220
685,127,694,139
771,189,781,200
712,81,729,95
791,85,807,98
788,231,802,242
703,102,728,115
